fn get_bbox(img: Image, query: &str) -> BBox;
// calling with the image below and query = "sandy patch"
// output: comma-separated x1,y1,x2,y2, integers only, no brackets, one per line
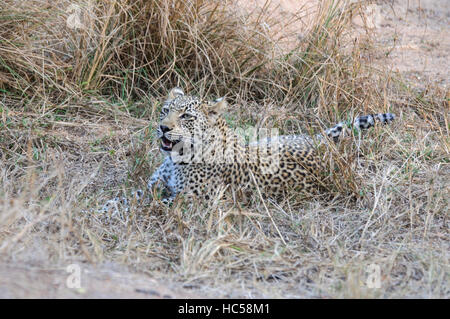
237,0,449,88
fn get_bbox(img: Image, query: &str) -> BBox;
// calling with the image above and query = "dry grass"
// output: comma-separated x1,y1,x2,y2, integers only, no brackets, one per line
0,0,448,298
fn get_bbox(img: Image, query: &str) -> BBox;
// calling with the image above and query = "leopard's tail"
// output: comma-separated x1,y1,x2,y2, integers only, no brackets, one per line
324,113,395,142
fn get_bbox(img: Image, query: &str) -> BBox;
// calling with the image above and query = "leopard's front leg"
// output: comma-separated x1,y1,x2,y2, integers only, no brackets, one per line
148,157,179,203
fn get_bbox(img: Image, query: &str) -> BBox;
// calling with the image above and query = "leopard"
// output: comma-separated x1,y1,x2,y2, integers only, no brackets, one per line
100,87,395,212
144,87,395,204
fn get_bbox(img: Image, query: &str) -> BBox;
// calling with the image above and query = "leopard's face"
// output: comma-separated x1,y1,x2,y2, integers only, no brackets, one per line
156,88,226,155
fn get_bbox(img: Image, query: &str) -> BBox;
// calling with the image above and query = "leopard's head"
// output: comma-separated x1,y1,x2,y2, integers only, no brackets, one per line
156,87,227,155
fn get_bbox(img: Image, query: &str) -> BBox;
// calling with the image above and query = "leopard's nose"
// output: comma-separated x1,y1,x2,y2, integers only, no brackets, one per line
160,125,171,133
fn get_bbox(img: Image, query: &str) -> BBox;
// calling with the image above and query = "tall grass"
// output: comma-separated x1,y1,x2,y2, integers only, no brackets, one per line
0,0,371,109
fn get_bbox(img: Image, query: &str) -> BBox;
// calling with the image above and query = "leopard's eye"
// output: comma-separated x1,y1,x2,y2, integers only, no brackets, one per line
180,113,195,120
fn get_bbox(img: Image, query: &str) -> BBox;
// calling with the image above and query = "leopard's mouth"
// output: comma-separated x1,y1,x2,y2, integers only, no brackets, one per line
160,136,181,152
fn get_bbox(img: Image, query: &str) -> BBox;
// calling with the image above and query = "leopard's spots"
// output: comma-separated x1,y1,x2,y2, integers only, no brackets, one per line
144,87,395,204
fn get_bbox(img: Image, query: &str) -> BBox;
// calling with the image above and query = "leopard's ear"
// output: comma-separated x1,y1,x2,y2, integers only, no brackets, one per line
166,87,184,102
205,97,227,120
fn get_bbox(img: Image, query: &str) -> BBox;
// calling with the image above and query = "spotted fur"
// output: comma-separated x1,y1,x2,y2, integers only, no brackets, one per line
145,87,396,204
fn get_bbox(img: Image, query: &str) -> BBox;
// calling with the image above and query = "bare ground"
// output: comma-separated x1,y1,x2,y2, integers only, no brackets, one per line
0,263,203,298
371,0,449,88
